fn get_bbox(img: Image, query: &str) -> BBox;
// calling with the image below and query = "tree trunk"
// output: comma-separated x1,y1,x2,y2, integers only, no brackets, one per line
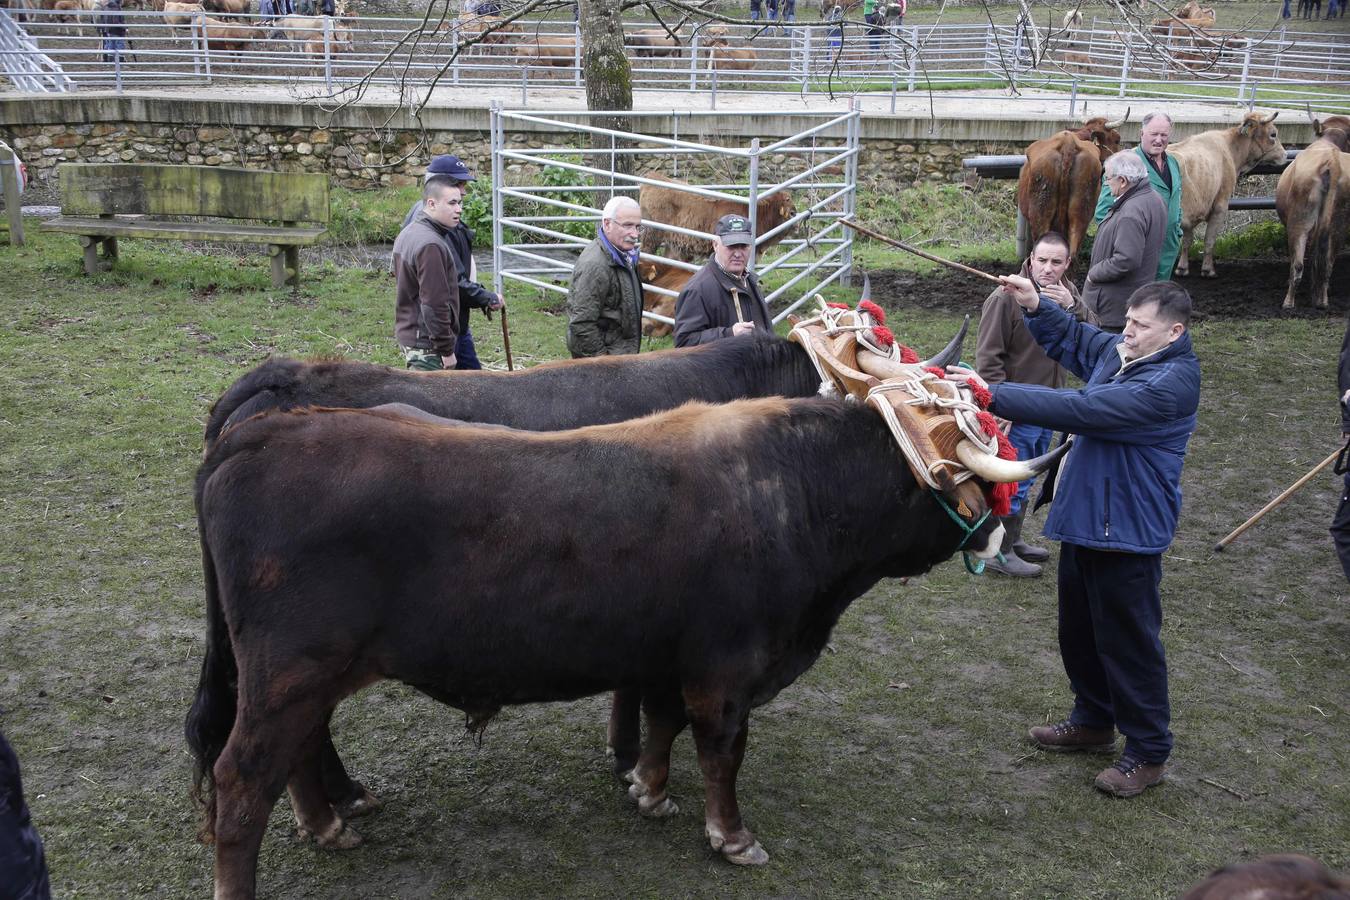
577,0,633,174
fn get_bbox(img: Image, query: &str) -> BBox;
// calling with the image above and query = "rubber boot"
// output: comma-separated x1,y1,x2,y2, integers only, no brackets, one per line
1011,506,1049,563
985,516,1042,577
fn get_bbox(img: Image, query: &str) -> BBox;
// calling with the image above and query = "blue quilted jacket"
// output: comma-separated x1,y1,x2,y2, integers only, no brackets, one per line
987,299,1200,554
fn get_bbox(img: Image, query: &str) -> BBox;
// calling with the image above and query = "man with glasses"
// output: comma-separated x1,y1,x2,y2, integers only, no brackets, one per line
1084,151,1167,333
1095,111,1183,282
673,214,773,346
567,196,645,358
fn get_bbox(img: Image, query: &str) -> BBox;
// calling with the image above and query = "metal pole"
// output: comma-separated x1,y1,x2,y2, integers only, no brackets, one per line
1239,43,1252,104
521,64,528,104
747,136,761,273
689,32,699,91
491,103,504,304
842,100,858,281
199,12,211,83
801,20,811,91
1118,37,1130,98
710,67,717,109
572,18,581,88
451,19,459,85
907,25,916,92
323,15,332,92
114,46,122,93
1069,77,1078,116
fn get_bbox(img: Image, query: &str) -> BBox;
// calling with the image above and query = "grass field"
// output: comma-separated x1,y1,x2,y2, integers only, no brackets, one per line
0,206,1346,898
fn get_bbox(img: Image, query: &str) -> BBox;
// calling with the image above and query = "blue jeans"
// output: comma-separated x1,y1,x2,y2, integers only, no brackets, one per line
1059,544,1171,763
1007,422,1052,515
454,327,482,370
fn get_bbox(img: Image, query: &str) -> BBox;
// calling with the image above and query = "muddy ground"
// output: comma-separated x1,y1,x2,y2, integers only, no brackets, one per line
865,255,1350,323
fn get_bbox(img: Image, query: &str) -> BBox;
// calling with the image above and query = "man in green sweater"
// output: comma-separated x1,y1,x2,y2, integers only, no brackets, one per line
1093,111,1183,282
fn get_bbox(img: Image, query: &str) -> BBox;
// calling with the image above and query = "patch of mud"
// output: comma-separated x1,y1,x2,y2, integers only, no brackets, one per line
865,255,1350,322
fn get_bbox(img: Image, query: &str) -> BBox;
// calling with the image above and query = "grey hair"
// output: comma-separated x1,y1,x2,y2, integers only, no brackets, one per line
1105,150,1149,185
601,195,640,220
1140,110,1173,129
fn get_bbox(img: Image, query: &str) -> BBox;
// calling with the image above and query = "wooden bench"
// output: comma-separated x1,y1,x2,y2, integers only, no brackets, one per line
42,163,329,288
0,141,23,247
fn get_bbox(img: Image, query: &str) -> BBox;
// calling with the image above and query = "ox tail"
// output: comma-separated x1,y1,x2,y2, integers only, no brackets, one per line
204,357,304,445
184,479,238,845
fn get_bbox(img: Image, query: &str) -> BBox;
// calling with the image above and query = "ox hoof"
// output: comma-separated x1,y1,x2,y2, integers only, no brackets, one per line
638,795,679,818
622,768,637,785
1201,270,1217,279
723,841,770,866
627,781,649,801
297,821,363,851
335,788,383,820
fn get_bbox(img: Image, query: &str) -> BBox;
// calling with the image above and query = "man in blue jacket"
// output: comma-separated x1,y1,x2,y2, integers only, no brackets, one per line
949,277,1200,798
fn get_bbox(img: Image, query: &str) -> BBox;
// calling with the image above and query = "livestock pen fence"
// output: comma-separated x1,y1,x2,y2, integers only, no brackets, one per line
489,106,859,329
3,8,1349,111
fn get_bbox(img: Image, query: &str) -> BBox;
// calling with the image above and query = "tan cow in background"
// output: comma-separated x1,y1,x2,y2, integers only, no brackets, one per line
1167,111,1284,278
637,260,696,338
1276,115,1350,308
637,173,796,262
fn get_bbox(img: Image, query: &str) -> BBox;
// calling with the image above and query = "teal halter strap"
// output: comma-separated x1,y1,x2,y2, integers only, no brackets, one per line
928,489,999,576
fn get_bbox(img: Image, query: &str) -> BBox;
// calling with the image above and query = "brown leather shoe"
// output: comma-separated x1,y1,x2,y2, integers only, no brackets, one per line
1028,719,1117,753
1094,756,1166,797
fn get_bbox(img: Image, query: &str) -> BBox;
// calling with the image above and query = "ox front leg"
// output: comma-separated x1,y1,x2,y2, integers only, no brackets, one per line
318,723,382,819
1200,208,1226,277
605,688,642,779
626,688,688,818
687,700,768,866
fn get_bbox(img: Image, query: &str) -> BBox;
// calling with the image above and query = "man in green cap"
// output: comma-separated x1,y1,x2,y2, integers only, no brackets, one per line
673,213,773,346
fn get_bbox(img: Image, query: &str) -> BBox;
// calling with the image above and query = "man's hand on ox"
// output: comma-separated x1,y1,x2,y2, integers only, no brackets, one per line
998,273,1041,311
732,321,757,336
945,366,989,394
1040,282,1075,309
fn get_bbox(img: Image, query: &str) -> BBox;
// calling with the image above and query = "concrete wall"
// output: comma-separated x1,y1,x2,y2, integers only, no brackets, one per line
0,93,1316,193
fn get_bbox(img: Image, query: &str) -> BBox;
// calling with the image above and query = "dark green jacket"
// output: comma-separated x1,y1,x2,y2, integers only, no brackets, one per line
1094,146,1182,281
566,238,644,358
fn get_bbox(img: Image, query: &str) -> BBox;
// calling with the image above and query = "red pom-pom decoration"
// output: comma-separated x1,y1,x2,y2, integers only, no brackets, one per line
924,366,946,379
858,299,886,324
899,345,919,364
968,381,992,410
871,325,895,348
826,302,850,309
975,411,1018,460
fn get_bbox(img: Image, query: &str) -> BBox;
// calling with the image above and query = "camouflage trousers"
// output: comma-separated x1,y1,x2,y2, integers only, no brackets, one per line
401,346,449,371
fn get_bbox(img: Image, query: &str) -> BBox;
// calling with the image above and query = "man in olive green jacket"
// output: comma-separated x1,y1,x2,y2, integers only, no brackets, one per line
1094,111,1182,281
566,196,645,358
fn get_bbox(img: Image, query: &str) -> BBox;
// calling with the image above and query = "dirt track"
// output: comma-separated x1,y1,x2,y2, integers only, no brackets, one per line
868,255,1350,322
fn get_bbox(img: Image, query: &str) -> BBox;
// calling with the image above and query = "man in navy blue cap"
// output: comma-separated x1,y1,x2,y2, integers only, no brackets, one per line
401,154,504,370
673,212,773,347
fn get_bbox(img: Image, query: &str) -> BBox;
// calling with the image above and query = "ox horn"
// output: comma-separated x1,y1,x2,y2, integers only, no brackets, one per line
1104,107,1130,131
1260,110,1279,125
956,437,1070,484
919,315,970,370
860,272,872,303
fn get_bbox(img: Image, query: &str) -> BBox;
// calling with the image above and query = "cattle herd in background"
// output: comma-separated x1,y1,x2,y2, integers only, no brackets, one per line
1016,109,1350,309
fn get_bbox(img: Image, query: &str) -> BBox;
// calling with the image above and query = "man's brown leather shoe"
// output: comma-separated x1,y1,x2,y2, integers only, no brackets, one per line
1094,756,1166,797
1028,719,1117,753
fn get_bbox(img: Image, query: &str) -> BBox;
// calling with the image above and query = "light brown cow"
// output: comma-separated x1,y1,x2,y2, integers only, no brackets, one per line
516,33,576,68
637,260,695,338
450,14,520,54
630,27,680,58
163,1,203,30
707,38,756,72
279,13,354,63
202,0,246,13
636,173,797,263
1276,115,1350,308
1016,114,1127,260
1168,111,1284,278
200,13,252,50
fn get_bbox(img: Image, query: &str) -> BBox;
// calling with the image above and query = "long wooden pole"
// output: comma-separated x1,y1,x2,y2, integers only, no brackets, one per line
1213,447,1342,552
500,305,515,371
841,218,1002,284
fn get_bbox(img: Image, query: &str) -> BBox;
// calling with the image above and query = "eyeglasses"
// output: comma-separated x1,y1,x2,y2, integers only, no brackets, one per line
610,220,643,231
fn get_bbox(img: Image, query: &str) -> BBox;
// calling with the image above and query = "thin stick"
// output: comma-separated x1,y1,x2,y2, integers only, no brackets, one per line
1218,652,1252,676
1200,777,1249,801
500,305,515,372
841,218,1003,284
1213,447,1341,551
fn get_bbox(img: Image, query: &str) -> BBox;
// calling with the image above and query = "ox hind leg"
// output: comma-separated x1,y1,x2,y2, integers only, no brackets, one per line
606,688,643,779
1199,207,1228,277
318,721,383,819
1283,229,1310,309
685,689,767,866
1174,223,1197,278
626,688,687,818
289,716,363,850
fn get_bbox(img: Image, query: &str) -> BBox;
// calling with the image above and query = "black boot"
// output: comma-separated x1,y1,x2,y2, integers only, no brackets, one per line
985,516,1042,577
1011,507,1050,563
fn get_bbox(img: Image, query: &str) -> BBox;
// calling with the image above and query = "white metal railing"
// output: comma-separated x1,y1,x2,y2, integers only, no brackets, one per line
0,8,74,92
490,105,860,328
2,10,1347,111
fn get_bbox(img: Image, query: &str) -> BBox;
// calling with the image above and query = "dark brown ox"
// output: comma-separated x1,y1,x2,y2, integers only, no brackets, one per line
637,173,797,263
1276,115,1350,308
1016,113,1128,260
630,26,680,57
1181,853,1350,899
1169,111,1285,278
188,393,1049,897
203,330,972,818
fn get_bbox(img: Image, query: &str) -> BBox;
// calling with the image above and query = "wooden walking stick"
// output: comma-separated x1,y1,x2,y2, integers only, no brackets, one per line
499,304,515,372
1213,447,1344,552
841,218,1003,285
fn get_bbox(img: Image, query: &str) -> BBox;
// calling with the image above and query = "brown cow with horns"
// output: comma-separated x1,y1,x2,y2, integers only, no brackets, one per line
188,350,1058,898
1016,112,1128,261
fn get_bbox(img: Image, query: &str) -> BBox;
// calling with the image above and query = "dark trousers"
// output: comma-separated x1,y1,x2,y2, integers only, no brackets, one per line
454,327,482,370
1059,543,1172,763
0,731,50,900
1331,471,1350,581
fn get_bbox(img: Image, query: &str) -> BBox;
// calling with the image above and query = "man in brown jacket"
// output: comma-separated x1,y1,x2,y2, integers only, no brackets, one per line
392,177,462,370
976,231,1095,576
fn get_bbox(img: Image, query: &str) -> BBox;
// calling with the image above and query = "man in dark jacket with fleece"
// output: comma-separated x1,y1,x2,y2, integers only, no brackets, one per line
1084,150,1167,332
673,213,773,347
1332,320,1350,580
950,278,1200,799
